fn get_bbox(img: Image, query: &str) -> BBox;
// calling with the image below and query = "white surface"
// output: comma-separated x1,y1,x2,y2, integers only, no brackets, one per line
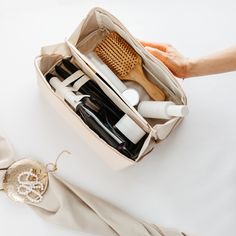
0,0,236,236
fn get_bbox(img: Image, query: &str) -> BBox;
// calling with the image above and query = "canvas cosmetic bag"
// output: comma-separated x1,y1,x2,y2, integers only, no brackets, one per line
34,7,187,170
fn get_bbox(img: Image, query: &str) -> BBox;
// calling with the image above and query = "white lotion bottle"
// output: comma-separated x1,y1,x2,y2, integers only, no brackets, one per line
138,101,188,119
114,114,146,144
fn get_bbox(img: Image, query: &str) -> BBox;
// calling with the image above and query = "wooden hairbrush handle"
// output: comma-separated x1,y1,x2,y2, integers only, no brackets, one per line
121,63,166,101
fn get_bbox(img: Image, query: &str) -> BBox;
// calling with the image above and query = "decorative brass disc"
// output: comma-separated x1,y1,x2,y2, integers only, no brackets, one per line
2,159,48,204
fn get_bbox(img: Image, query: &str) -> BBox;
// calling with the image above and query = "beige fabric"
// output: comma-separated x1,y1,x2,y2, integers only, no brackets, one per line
0,170,6,189
31,173,186,236
0,134,187,236
0,135,15,168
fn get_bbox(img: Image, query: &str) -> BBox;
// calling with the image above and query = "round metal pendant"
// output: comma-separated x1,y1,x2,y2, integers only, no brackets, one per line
3,159,48,204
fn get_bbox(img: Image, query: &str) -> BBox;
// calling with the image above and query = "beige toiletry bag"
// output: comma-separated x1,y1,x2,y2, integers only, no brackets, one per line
34,7,187,170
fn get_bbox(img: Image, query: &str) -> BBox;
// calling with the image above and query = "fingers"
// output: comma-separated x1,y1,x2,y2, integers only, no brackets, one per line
144,46,167,62
139,40,169,52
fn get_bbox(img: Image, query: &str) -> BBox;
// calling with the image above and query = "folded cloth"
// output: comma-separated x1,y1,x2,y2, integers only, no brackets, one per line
0,134,187,236
0,135,15,169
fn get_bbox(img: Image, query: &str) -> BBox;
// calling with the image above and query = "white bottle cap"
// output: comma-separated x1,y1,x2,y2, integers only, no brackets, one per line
167,105,189,117
115,114,146,144
122,89,140,106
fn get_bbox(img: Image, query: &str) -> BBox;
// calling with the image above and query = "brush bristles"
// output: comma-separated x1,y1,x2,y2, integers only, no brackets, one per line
95,32,139,77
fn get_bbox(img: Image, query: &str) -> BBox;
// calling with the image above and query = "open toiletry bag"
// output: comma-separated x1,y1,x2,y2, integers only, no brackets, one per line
34,7,187,170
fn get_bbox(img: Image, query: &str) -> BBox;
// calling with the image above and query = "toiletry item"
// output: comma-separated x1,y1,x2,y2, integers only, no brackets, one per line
138,101,189,119
102,110,147,159
114,114,146,144
95,31,165,101
86,52,140,106
121,88,140,106
46,74,144,159
56,60,123,123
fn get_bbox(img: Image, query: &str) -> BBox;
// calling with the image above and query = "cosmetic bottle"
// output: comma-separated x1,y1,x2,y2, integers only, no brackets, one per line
102,110,147,159
138,101,188,119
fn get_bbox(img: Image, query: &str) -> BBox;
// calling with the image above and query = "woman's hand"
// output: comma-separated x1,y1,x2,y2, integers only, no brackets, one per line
140,41,191,78
140,41,236,78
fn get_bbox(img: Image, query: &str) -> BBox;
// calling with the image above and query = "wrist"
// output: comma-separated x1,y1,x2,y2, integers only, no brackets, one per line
184,58,197,78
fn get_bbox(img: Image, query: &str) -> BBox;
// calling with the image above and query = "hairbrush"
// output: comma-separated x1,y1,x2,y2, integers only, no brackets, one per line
95,31,165,101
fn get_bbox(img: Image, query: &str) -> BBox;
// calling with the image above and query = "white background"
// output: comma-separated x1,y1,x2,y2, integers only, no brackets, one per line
0,0,236,235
